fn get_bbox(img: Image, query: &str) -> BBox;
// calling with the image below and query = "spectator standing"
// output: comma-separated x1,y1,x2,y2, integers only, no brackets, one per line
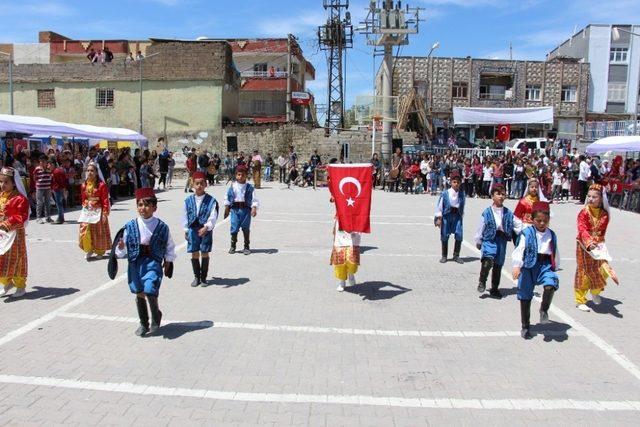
185,153,196,193
251,150,263,189
104,47,114,62
167,152,175,188
158,149,170,190
277,154,287,183
50,158,67,224
264,153,274,182
578,155,591,204
33,155,53,224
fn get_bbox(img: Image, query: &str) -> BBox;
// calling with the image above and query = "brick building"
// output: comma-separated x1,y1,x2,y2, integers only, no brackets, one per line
380,56,590,143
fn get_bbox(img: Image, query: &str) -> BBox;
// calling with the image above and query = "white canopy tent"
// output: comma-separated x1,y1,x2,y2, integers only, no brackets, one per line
0,114,147,143
453,107,554,125
585,136,640,155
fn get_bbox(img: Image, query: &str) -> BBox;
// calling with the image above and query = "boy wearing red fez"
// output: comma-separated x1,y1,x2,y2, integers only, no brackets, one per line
224,165,259,254
511,201,559,339
182,171,218,287
115,188,176,337
434,170,466,263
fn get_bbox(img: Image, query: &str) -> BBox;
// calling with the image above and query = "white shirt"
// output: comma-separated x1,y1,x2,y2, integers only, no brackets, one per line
552,171,563,186
115,216,177,262
511,228,559,269
420,160,429,175
434,188,461,218
474,206,523,246
224,182,260,208
579,161,591,181
482,166,493,181
181,193,218,232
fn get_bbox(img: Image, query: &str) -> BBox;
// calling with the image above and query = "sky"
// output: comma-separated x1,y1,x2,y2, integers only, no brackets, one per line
1,0,638,108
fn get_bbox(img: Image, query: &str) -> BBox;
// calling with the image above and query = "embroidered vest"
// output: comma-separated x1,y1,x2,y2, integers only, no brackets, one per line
226,183,254,207
441,189,465,216
125,218,169,263
481,207,514,241
522,226,557,269
185,193,216,229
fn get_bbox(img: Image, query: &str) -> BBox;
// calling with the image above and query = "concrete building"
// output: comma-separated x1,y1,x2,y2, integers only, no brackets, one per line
0,37,239,151
227,38,316,123
380,56,590,143
548,24,640,119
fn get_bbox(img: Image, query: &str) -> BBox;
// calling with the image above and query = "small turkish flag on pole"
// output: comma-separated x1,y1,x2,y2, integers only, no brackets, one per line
328,164,374,233
497,124,511,142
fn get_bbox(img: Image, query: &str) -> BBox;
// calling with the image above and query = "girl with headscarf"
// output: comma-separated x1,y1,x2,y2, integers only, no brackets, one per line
79,162,111,260
0,167,30,298
574,184,619,312
514,177,548,226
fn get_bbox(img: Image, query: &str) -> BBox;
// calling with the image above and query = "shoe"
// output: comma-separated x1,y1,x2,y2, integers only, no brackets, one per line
54,219,64,224
243,248,251,255
135,324,149,337
576,304,590,312
477,282,486,293
150,311,162,334
191,277,200,287
539,310,550,324
228,247,236,254
439,257,447,263
348,275,356,287
85,252,94,260
337,281,345,292
38,218,45,224
592,294,602,305
489,289,502,299
1,284,15,297
520,328,533,339
452,256,463,264
12,288,26,298
46,217,53,223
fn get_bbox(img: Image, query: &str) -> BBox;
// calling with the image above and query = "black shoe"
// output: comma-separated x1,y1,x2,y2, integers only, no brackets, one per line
200,258,210,285
228,247,236,254
439,256,447,263
489,289,502,299
190,259,201,287
520,328,533,340
452,256,463,264
477,282,486,293
150,310,162,334
191,277,201,287
135,324,149,337
243,248,251,255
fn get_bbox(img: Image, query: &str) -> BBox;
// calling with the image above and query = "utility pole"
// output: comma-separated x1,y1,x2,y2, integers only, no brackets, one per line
358,1,421,161
286,34,293,122
0,51,13,114
138,52,160,135
318,0,353,136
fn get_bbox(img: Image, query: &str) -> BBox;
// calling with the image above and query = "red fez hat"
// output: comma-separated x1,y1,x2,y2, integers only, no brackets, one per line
491,183,505,193
532,201,550,213
236,164,248,173
135,187,155,200
192,171,206,181
449,170,461,180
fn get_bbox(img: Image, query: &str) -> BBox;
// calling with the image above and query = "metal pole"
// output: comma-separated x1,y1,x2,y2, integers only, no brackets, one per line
286,34,292,122
371,117,376,158
381,44,393,162
8,53,13,115
139,58,143,134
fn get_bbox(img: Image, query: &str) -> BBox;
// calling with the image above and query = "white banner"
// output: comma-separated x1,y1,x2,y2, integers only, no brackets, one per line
453,107,554,125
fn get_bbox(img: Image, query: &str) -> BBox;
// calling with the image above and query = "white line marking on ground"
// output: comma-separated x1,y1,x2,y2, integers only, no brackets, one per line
257,219,428,226
278,250,441,258
461,240,640,382
0,374,637,411
263,212,433,219
0,218,229,348
56,312,579,338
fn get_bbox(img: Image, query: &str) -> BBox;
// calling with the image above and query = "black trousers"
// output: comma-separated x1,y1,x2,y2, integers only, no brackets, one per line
579,180,589,204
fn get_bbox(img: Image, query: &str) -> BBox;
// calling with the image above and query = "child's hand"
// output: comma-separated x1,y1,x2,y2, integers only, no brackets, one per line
512,267,521,281
117,239,125,250
435,217,442,228
224,206,230,219
251,207,257,217
198,226,208,237
476,243,481,250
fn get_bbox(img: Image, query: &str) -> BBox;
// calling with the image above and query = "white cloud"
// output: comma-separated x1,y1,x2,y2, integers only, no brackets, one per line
258,11,326,38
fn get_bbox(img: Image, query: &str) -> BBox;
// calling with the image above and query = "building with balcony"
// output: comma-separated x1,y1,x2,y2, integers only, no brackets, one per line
380,56,589,143
227,38,316,123
548,24,640,119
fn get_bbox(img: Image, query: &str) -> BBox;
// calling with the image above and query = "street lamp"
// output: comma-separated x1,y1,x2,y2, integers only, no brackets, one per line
427,41,440,58
0,51,13,115
612,27,640,135
138,52,160,134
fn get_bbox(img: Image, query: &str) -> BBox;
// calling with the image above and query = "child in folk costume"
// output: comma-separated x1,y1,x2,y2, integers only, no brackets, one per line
115,188,176,337
435,170,465,264
574,184,619,312
474,184,522,299
182,172,218,287
0,167,30,298
79,163,112,260
330,198,360,292
514,177,548,227
512,201,559,340
224,165,259,255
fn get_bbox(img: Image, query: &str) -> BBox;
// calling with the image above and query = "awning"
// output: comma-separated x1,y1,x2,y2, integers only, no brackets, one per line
453,107,554,125
586,136,640,154
0,114,147,142
97,140,134,149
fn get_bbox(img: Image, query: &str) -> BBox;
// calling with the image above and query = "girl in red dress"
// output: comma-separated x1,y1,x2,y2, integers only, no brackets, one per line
0,167,30,298
514,177,548,226
79,163,111,260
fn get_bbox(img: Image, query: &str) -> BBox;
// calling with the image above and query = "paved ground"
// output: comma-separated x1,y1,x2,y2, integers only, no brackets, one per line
1,178,640,426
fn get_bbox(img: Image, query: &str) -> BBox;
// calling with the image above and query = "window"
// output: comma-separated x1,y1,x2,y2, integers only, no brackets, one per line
251,99,267,114
452,82,468,99
253,63,268,72
96,88,114,108
37,89,55,108
479,73,513,100
561,85,577,102
608,83,627,102
610,47,629,64
525,84,541,101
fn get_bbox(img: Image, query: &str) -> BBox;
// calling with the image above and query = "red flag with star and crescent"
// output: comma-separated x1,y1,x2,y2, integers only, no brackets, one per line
327,164,374,233
497,124,511,142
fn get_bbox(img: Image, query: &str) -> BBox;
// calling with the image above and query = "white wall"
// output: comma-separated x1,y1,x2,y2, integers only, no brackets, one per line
588,26,612,113
626,25,640,114
12,43,50,65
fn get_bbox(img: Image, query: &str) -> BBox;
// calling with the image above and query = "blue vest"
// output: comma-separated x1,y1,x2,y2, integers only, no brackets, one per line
522,226,558,269
125,218,169,263
481,206,514,241
226,183,254,207
185,193,217,229
441,188,465,216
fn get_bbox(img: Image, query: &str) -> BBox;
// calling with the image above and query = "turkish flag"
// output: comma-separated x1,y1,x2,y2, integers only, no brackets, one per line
328,164,373,233
497,124,511,142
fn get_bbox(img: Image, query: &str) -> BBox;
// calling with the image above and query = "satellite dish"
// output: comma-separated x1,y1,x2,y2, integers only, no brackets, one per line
198,131,209,139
